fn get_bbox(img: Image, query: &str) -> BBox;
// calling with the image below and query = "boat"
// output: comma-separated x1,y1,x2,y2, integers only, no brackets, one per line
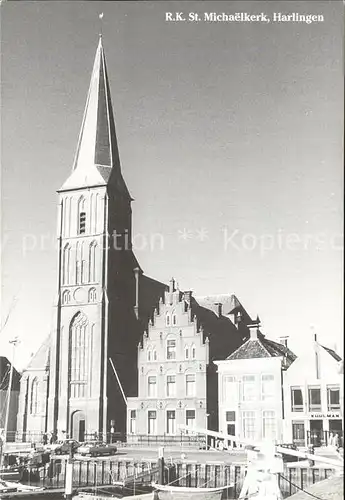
152,483,233,500
0,465,23,482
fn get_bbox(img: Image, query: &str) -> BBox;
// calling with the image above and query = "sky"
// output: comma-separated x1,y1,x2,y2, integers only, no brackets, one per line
0,0,343,370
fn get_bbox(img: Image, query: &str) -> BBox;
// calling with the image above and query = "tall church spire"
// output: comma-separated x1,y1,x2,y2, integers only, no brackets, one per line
61,36,130,196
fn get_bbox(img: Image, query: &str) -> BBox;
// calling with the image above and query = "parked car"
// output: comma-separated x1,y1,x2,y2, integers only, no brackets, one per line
77,441,117,457
46,439,80,455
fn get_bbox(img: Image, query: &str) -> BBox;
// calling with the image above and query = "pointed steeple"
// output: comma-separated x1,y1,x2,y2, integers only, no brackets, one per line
60,36,130,196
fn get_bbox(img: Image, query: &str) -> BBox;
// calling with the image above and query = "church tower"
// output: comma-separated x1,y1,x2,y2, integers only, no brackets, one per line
47,37,142,441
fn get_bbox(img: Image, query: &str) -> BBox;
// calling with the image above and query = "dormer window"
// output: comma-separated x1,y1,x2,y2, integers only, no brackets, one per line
79,212,86,234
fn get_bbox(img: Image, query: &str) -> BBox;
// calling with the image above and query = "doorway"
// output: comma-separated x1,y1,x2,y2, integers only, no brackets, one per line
71,411,86,442
309,420,323,447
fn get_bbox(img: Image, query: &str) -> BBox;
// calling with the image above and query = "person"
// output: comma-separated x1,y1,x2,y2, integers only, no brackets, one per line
43,432,48,445
333,433,339,449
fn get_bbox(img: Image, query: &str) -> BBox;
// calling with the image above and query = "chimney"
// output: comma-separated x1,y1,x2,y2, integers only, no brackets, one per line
279,336,289,348
214,303,222,317
248,323,259,340
311,328,320,379
235,310,242,327
184,290,192,305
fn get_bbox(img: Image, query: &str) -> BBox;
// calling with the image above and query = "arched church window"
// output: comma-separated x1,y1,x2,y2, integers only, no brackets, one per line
30,378,39,414
62,244,71,285
88,288,96,302
89,241,97,282
62,290,71,305
75,242,85,285
78,197,86,235
185,345,189,360
70,312,89,398
191,344,196,359
166,313,170,326
172,312,177,325
153,349,157,361
148,349,152,362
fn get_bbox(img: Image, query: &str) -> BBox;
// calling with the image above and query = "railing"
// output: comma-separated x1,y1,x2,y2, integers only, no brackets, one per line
126,433,207,447
19,458,334,499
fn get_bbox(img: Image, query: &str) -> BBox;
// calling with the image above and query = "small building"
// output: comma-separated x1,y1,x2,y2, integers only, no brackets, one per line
127,279,253,444
0,356,20,441
16,338,50,443
215,322,296,446
282,333,343,448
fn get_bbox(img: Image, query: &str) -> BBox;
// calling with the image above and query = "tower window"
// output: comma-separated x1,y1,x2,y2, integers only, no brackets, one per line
62,290,71,305
78,212,86,234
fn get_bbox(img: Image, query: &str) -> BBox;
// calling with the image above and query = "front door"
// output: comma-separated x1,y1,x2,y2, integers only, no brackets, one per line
71,411,86,442
227,424,236,448
309,420,323,447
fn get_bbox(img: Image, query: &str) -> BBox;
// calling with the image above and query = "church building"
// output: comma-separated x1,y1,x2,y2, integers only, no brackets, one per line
17,37,166,442
16,37,255,443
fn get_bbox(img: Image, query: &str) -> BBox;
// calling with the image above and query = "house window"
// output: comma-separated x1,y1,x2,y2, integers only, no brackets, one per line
186,374,196,397
308,387,321,412
129,410,136,434
148,411,157,435
327,386,340,411
242,411,255,439
291,387,304,412
226,411,236,422
242,375,256,401
223,376,236,404
88,288,96,302
62,290,71,305
167,339,176,360
186,410,196,428
292,421,305,442
167,410,176,435
148,376,157,398
262,410,276,440
261,374,275,400
167,375,176,397
30,378,39,414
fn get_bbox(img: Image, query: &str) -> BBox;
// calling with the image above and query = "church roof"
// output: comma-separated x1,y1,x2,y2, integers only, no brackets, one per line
60,36,131,196
25,336,50,371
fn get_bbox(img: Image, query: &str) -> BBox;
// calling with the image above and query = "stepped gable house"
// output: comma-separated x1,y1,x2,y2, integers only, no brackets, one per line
127,279,253,441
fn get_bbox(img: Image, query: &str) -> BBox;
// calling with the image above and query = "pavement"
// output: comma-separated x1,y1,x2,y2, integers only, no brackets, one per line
74,446,247,464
